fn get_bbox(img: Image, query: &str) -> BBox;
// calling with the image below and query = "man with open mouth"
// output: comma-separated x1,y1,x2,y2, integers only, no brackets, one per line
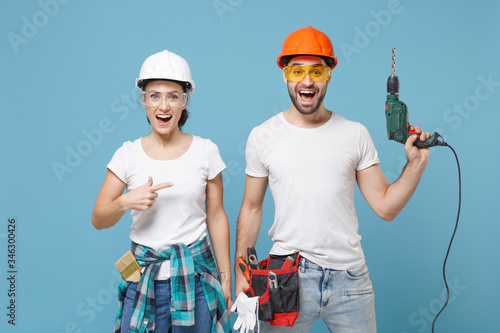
234,26,431,332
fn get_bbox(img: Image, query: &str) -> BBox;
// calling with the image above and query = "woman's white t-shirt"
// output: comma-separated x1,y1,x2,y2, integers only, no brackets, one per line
107,135,226,279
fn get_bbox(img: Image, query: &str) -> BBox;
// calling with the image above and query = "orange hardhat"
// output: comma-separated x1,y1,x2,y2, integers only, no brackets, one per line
277,26,338,70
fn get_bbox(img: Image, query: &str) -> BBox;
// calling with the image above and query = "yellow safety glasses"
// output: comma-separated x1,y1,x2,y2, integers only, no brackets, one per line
284,65,331,83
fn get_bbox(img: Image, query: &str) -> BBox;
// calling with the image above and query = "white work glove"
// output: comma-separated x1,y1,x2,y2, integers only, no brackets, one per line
231,292,260,333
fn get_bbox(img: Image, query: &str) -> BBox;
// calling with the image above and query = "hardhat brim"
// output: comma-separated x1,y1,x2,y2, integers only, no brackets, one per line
136,78,195,94
277,54,338,69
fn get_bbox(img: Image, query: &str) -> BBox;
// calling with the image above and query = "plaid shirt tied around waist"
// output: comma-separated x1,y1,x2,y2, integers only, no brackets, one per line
114,236,231,333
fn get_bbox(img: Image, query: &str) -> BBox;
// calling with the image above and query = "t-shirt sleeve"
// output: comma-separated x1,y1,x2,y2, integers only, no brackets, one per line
206,140,226,180
245,128,268,177
356,124,380,171
106,145,127,183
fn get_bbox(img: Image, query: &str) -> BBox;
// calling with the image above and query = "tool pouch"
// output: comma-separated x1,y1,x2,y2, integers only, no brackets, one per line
244,253,301,327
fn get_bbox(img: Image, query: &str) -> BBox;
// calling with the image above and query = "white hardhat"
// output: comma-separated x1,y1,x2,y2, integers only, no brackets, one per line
136,50,196,94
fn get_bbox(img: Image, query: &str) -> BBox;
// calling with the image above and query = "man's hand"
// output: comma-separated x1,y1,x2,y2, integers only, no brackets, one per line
405,125,431,170
235,268,250,296
121,176,173,211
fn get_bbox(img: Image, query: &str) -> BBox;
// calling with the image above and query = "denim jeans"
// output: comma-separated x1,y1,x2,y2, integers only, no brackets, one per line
261,258,377,333
121,276,212,333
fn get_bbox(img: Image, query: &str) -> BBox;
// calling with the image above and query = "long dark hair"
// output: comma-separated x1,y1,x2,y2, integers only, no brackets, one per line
142,79,190,130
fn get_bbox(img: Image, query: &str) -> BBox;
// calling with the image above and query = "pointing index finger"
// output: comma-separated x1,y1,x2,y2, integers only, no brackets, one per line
150,182,174,192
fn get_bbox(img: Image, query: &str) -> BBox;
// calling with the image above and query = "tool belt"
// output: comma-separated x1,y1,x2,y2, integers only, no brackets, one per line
244,253,301,327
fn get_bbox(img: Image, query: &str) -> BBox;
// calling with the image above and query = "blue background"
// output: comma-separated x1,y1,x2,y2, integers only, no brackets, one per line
1,0,498,332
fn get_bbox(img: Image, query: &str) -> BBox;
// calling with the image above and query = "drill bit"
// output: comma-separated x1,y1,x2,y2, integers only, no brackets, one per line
387,46,399,94
392,47,395,76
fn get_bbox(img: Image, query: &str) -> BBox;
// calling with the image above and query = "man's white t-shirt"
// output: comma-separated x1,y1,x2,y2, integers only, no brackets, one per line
107,135,226,279
245,112,379,270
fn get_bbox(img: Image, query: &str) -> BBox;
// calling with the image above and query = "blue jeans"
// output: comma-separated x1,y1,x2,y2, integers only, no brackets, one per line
121,276,212,333
261,258,377,333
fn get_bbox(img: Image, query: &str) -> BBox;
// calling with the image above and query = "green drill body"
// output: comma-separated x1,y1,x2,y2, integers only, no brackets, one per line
385,93,410,144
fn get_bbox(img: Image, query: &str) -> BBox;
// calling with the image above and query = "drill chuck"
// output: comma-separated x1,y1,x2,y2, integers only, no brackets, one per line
387,74,399,94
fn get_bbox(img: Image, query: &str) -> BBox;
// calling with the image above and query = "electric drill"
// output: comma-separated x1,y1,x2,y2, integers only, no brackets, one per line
385,47,444,148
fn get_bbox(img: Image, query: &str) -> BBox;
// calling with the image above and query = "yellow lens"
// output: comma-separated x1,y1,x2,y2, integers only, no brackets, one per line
285,65,331,82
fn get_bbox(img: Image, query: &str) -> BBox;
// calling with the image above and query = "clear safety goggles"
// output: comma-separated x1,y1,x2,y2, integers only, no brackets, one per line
284,65,331,83
141,91,188,108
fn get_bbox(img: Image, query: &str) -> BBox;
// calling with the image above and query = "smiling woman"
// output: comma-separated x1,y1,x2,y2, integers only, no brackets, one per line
91,50,232,333
140,81,190,129
141,80,189,141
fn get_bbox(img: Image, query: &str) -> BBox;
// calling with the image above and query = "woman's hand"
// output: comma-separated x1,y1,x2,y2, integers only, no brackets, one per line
220,271,233,313
121,176,173,211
